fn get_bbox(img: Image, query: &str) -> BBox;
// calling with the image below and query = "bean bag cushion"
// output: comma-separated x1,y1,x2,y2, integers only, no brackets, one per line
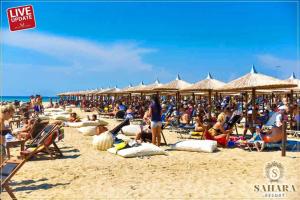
81,119,109,126
66,120,108,128
50,114,69,121
38,115,50,120
121,125,142,136
78,126,97,136
107,143,167,158
44,108,65,113
171,140,217,153
92,131,113,151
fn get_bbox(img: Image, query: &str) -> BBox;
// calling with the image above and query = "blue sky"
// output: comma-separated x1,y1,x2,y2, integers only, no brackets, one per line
1,1,299,96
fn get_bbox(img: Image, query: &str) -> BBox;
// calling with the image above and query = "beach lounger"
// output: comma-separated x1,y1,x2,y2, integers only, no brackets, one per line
21,124,63,160
1,143,39,199
1,159,25,199
286,129,300,138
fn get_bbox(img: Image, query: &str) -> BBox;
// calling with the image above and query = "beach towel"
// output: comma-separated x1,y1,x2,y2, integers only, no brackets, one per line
171,140,217,153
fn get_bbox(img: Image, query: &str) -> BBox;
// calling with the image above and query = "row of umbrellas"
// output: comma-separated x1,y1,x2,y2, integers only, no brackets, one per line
57,65,299,96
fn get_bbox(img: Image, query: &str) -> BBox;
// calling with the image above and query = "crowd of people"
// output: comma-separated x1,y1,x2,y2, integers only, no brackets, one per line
58,93,300,148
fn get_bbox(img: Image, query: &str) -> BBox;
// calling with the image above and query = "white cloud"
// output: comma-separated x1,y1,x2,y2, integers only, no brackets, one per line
256,54,299,78
2,29,155,72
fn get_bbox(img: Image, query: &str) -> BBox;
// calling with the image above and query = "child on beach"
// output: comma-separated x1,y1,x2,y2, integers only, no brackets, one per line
247,125,265,151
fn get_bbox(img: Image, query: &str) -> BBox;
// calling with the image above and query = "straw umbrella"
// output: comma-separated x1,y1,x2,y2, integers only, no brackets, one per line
218,65,297,126
130,79,163,94
285,72,300,103
181,72,226,118
154,74,191,109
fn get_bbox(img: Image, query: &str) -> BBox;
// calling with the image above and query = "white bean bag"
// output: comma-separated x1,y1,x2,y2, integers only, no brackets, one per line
78,126,97,136
92,131,113,151
50,115,69,121
65,122,83,128
66,120,108,128
44,108,65,113
65,108,72,113
121,125,142,136
38,115,50,120
171,140,217,153
107,143,167,158
66,105,76,108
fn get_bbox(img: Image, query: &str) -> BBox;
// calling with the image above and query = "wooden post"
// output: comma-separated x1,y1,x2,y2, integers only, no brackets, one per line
262,94,265,111
281,121,287,157
252,88,256,127
245,93,248,126
208,90,212,119
192,92,195,103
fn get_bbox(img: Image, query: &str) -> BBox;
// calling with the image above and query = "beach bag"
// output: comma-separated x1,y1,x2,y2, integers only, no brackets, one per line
78,126,97,136
92,131,113,151
171,140,217,153
107,143,167,158
121,125,142,136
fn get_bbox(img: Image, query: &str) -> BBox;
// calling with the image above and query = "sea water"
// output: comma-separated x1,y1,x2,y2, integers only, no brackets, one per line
0,96,58,103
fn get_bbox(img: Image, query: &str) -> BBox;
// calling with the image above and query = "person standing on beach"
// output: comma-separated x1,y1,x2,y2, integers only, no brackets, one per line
0,104,15,164
149,94,162,146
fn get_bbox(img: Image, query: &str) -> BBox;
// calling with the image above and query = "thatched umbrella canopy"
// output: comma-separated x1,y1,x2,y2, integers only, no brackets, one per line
181,72,226,118
102,86,121,95
154,74,191,109
285,72,300,92
154,74,191,92
181,73,225,92
218,65,296,92
125,81,147,93
131,79,163,93
218,65,297,127
114,84,133,95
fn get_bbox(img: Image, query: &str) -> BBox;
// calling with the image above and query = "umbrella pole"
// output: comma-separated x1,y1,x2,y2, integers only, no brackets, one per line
252,88,256,130
262,94,265,112
208,90,212,120
281,121,287,157
245,93,248,128
192,93,195,103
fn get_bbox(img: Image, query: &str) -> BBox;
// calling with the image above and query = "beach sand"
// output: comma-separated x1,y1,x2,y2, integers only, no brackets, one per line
1,108,299,200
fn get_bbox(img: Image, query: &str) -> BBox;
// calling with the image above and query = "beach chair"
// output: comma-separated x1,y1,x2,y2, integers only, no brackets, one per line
1,159,25,199
286,129,300,138
20,124,63,160
1,143,39,199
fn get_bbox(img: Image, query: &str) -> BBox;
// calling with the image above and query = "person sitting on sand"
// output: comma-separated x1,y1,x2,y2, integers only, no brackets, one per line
69,113,80,122
261,106,286,143
247,125,265,151
125,105,134,120
87,114,97,121
143,108,151,125
206,112,232,147
179,106,190,125
135,125,152,143
194,113,205,132
16,118,35,140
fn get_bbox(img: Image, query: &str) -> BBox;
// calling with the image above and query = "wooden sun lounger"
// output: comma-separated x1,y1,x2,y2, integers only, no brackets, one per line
0,130,55,199
1,159,24,200
286,130,300,138
21,124,63,160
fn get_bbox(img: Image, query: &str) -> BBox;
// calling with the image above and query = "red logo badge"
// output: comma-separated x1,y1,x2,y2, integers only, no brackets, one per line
7,5,36,31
